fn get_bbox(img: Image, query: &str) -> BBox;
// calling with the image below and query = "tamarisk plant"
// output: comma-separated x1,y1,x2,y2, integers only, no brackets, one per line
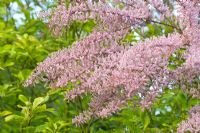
25,0,200,131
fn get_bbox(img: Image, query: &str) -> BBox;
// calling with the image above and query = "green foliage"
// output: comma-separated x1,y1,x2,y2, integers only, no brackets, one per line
0,1,199,133
4,95,53,132
168,48,186,70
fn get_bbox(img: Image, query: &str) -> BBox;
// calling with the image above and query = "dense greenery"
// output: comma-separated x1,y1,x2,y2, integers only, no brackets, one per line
0,0,199,132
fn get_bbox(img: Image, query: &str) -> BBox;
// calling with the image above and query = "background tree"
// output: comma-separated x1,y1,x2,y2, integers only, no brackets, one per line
0,0,200,133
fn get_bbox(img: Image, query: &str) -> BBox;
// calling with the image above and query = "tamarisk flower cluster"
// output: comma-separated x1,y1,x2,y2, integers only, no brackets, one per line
169,0,200,98
177,105,200,133
24,29,127,89
26,0,200,128
39,0,150,36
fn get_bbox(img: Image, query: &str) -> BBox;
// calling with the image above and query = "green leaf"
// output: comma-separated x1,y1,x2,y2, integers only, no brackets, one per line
141,110,151,130
5,115,24,122
0,111,12,116
33,95,49,109
4,61,14,67
35,124,49,132
82,20,96,33
18,94,28,104
144,114,150,130
33,104,47,113
33,97,45,109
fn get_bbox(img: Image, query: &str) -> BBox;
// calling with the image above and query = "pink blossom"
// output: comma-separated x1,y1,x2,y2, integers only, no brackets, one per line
177,105,200,133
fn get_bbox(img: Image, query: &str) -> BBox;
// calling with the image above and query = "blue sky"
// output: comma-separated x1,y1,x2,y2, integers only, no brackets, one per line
10,0,54,26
